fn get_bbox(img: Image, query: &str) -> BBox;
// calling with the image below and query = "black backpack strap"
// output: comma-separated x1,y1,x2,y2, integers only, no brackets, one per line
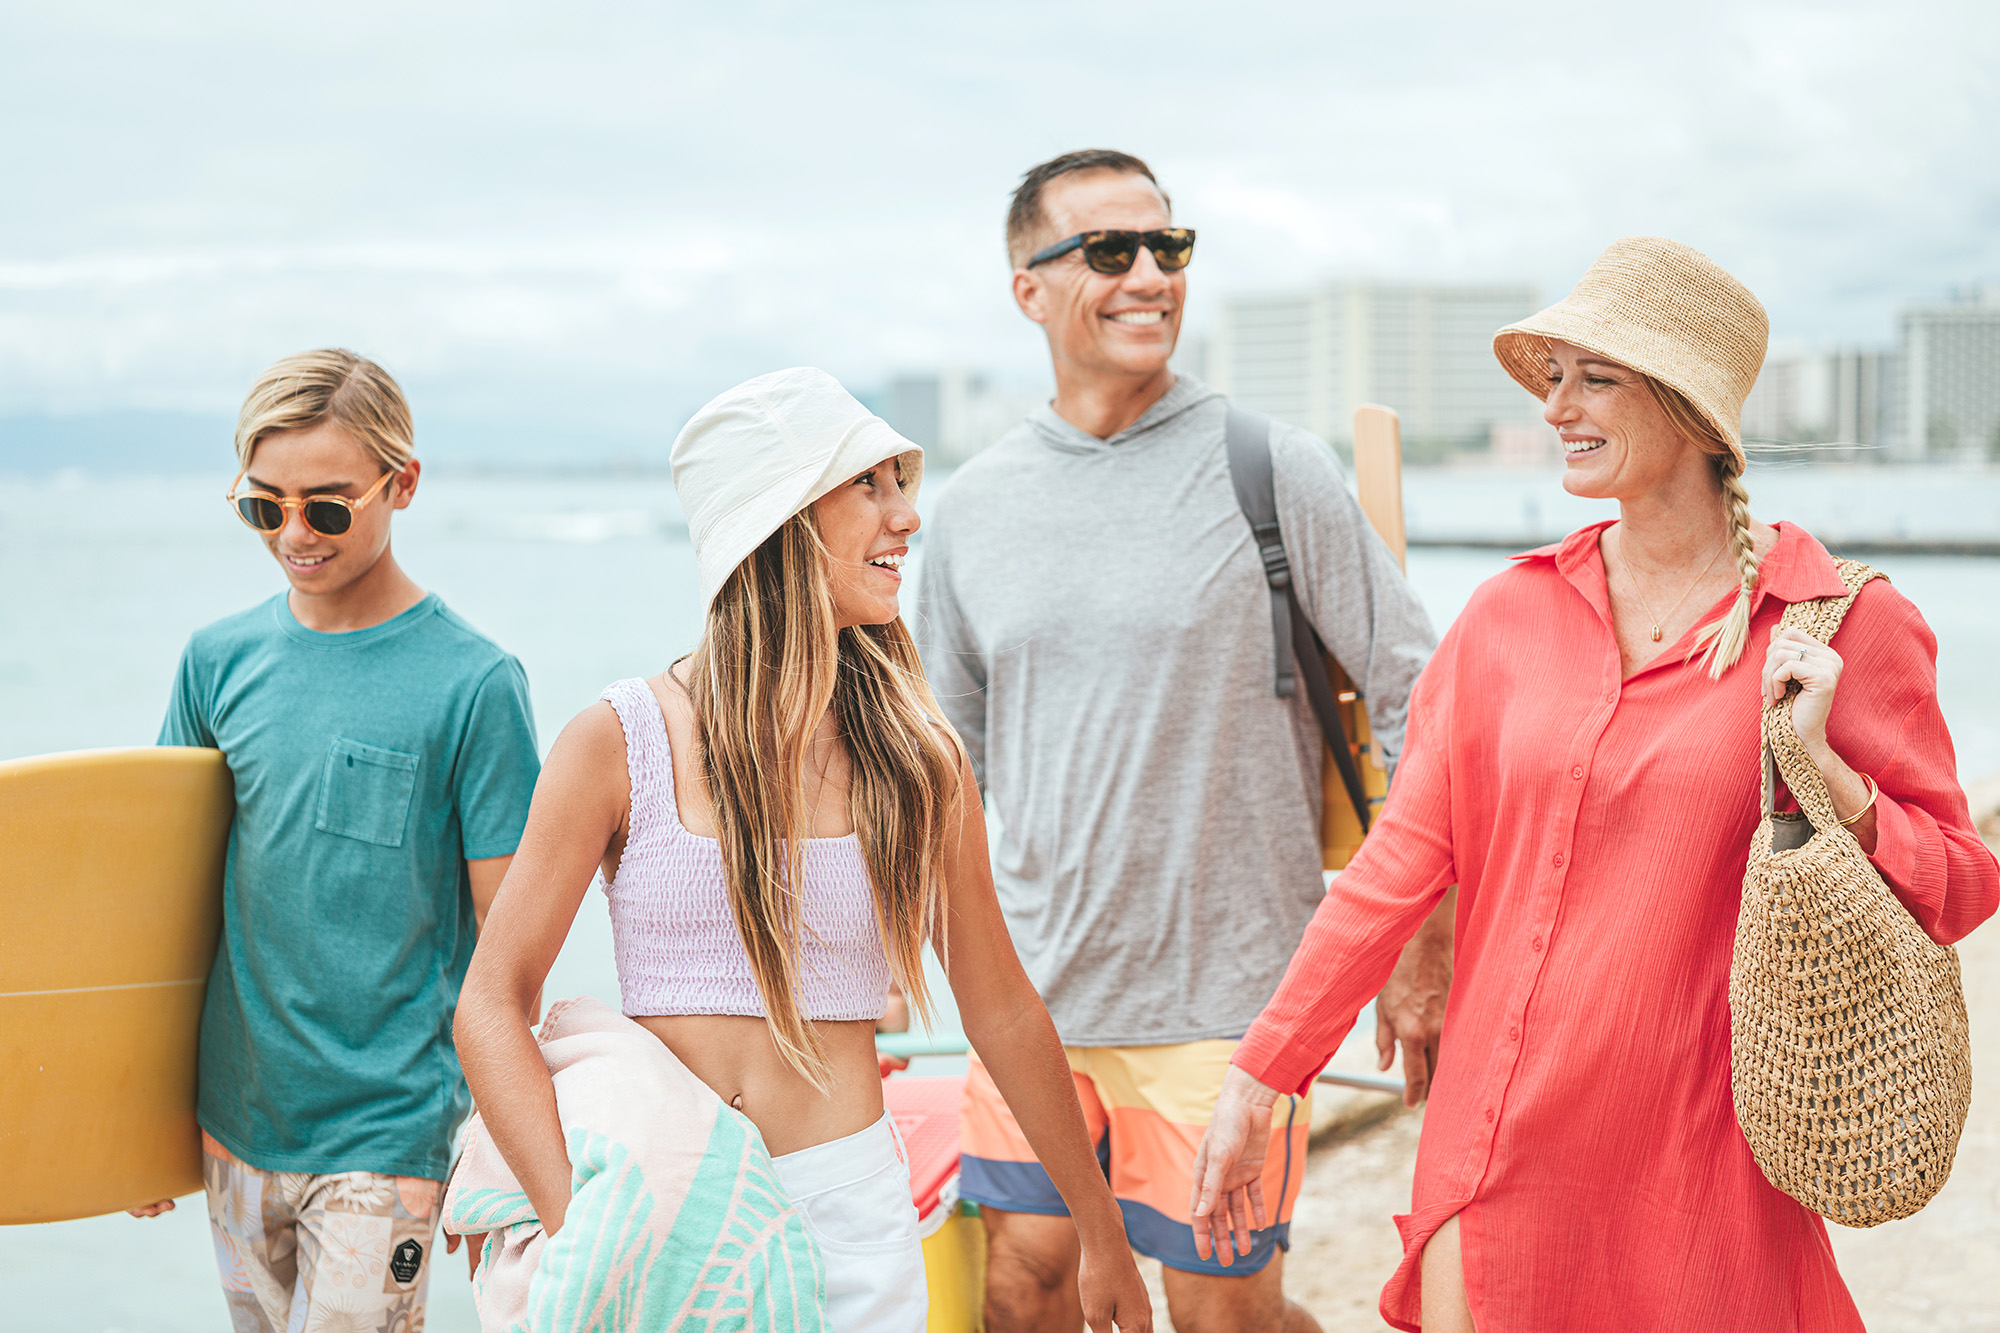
1223,405,1372,834
1225,404,1297,700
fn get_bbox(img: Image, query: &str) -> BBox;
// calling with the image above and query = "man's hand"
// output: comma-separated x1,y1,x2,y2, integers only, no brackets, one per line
1374,888,1455,1107
127,1199,176,1218
1188,1065,1281,1264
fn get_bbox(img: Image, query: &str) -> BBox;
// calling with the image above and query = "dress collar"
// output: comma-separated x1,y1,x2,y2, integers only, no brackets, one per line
1511,519,1847,616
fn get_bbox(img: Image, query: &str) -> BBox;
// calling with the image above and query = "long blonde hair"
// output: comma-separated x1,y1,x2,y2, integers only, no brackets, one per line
1645,376,1760,679
687,510,961,1088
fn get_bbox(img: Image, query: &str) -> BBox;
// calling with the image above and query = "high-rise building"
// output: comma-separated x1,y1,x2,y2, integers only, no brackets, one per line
1742,348,1899,453
1900,286,2000,460
879,369,1046,466
1205,281,1541,457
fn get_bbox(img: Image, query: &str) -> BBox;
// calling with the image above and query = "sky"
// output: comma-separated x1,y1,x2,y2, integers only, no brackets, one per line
3,0,1997,456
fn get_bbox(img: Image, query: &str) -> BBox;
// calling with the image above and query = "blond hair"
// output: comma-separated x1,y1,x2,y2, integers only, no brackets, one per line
688,510,961,1088
1646,376,1760,678
235,349,413,472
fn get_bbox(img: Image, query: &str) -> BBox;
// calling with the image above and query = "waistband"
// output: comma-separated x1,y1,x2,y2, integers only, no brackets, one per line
769,1111,906,1198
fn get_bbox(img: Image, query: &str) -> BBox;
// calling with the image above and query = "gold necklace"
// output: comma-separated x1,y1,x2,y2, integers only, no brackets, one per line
1623,533,1728,643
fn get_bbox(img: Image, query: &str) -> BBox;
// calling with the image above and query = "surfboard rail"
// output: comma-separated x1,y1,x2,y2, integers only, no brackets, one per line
1,746,232,1225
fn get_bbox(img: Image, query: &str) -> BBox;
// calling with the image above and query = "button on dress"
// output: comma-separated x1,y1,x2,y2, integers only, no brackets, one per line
1233,522,1999,1332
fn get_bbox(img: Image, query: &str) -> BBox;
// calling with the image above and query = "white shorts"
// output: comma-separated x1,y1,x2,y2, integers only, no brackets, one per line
771,1112,929,1332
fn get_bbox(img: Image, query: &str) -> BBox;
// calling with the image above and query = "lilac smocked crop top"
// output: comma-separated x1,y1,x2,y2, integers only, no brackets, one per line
594,678,891,1022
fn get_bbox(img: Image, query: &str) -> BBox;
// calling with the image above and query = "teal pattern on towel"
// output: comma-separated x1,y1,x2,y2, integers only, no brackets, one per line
507,1117,825,1332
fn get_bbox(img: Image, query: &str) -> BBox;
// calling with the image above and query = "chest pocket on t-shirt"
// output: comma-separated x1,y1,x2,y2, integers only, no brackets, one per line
316,738,420,848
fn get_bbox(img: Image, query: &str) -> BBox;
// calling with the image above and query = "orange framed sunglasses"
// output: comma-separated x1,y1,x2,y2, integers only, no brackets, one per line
226,467,400,538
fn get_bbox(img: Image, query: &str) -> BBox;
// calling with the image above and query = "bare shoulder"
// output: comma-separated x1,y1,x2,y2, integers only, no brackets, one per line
541,699,631,802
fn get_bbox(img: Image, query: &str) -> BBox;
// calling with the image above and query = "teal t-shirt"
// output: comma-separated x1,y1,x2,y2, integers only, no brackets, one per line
159,592,541,1179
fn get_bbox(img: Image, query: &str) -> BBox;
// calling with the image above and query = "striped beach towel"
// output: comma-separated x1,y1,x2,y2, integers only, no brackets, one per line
444,996,827,1332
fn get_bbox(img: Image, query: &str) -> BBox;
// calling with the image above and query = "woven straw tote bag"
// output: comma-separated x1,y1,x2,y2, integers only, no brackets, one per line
1730,559,1972,1226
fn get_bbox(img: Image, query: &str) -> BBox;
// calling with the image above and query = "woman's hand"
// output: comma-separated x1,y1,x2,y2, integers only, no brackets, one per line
1188,1065,1281,1264
1763,626,1843,752
1761,624,1880,850
1077,1234,1155,1331
126,1199,175,1218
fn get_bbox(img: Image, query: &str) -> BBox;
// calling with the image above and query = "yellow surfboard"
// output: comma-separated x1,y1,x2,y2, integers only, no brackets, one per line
0,746,231,1224
1322,404,1408,869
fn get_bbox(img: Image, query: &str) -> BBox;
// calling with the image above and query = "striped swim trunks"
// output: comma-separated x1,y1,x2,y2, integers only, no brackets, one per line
959,1040,1311,1275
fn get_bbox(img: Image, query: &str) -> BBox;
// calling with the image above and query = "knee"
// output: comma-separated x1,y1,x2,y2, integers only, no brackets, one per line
982,1218,1082,1322
986,1238,1076,1299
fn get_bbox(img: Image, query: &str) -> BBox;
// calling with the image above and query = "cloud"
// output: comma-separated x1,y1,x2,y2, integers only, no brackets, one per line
1,0,1995,437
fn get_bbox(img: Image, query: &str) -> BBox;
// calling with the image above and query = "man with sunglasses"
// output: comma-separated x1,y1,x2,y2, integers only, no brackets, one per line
130,349,540,1333
918,150,1448,1333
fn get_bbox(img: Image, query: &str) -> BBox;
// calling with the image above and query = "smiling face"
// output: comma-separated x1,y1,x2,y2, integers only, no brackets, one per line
1542,340,1710,501
242,419,416,597
1010,169,1183,386
810,455,920,629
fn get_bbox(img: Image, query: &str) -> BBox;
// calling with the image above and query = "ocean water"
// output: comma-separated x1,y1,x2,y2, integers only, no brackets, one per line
2,465,1996,1330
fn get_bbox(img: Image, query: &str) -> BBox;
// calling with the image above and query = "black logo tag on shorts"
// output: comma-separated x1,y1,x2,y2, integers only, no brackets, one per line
390,1239,423,1283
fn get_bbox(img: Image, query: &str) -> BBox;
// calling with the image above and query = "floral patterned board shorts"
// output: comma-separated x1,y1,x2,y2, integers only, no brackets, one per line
202,1131,443,1333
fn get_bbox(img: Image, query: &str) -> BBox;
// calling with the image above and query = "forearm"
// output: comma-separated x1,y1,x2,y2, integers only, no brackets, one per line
965,990,1125,1243
454,990,573,1232
1804,738,1878,854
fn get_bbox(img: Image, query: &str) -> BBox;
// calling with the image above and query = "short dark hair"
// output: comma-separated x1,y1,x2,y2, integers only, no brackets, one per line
1006,149,1170,269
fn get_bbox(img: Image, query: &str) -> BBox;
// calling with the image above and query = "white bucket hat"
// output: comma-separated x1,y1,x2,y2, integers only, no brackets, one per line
671,367,923,614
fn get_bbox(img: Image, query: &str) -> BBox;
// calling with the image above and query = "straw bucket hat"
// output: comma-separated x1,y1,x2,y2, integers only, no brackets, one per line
672,367,923,613
1492,236,1769,465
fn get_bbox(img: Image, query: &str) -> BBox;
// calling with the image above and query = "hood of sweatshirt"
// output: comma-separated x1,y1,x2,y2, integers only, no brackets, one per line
1024,373,1224,456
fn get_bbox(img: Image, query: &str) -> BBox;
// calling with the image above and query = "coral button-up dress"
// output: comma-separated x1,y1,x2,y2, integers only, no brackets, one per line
1233,521,1998,1332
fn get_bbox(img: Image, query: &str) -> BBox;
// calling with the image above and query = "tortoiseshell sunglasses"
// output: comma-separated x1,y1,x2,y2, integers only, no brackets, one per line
1026,227,1196,274
226,467,399,538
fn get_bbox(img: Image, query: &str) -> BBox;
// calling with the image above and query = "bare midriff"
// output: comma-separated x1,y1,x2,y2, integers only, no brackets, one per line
632,1013,885,1157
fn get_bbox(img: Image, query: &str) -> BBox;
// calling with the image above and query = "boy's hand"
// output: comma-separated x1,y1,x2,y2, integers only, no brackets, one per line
127,1199,176,1218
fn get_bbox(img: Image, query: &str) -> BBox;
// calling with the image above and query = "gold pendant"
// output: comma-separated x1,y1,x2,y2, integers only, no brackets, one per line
1651,625,1662,642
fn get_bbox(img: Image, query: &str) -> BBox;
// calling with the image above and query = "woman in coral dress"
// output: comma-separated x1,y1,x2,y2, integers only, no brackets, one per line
1189,237,1999,1331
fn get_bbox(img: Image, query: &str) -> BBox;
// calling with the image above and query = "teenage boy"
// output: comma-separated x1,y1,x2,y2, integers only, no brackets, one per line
131,349,541,1333
917,151,1452,1333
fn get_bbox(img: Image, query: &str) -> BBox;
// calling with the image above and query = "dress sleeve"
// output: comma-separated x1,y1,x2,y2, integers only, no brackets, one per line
1829,580,1999,945
914,519,989,790
1269,422,1436,771
454,656,543,862
1232,626,1460,1095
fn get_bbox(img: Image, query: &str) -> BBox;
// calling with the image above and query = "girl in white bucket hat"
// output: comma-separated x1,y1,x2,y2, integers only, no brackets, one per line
456,368,1153,1330
1193,241,1996,1331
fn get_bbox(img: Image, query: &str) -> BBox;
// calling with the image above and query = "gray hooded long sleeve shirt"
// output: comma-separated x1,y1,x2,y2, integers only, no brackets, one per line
917,376,1436,1046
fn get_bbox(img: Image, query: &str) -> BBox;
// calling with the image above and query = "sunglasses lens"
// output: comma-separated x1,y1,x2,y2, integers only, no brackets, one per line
1081,233,1140,274
303,500,354,536
1149,230,1195,271
237,496,283,531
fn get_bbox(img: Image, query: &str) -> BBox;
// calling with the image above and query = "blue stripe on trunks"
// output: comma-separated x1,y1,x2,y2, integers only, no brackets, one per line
1120,1197,1291,1276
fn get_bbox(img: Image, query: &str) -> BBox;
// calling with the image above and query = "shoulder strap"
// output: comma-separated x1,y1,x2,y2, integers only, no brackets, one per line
1224,405,1372,834
1761,559,1887,832
1225,404,1297,698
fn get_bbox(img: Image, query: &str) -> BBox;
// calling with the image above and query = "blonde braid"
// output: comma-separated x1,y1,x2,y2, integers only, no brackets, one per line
1691,457,1760,678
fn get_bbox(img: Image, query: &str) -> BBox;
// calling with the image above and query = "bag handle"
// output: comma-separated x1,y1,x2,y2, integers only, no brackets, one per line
1223,404,1373,834
1761,559,1884,834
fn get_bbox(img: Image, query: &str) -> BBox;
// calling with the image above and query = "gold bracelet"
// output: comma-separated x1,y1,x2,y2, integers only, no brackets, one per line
1837,775,1879,828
